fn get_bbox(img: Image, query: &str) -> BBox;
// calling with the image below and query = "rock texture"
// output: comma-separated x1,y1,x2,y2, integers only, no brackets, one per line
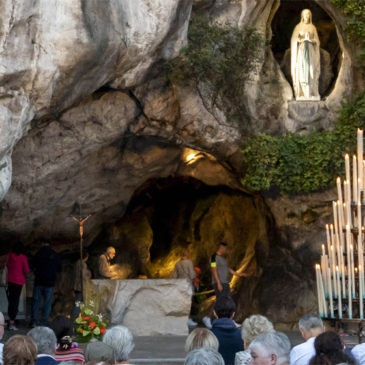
0,0,361,325
88,279,192,336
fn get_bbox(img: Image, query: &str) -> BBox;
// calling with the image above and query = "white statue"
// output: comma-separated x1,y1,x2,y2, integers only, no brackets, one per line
291,9,321,101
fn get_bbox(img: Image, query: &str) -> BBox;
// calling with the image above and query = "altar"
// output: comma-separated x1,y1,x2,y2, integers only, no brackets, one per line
88,279,192,336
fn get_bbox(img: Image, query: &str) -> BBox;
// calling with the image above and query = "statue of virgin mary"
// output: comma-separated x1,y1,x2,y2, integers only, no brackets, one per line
291,9,321,100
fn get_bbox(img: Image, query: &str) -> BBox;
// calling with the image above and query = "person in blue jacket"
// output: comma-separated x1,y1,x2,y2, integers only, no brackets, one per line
211,295,243,365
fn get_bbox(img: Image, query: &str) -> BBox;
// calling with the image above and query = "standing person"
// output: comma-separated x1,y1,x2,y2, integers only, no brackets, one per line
211,242,247,298
98,246,116,279
6,241,30,330
173,247,197,327
30,242,62,327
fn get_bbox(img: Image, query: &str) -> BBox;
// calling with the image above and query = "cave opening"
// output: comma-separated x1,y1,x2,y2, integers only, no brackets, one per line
271,0,341,98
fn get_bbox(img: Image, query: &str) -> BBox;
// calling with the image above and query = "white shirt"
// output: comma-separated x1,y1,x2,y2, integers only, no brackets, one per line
352,343,365,365
290,336,316,365
0,343,3,364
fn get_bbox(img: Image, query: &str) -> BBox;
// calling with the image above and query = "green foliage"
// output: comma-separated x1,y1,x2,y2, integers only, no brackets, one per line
242,93,365,193
168,16,264,126
330,0,365,67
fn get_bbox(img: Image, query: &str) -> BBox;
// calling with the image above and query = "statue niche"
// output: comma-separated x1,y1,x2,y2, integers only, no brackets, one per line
291,9,321,101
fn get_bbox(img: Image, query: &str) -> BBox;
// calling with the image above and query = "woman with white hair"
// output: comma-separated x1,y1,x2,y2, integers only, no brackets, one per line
185,328,219,352
103,325,134,365
249,331,291,365
185,348,224,365
235,315,274,365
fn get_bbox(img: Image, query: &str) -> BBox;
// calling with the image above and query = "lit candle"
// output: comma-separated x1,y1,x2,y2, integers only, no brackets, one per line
337,177,343,204
316,265,322,316
318,265,328,318
326,224,331,258
346,181,352,226
336,266,342,319
331,245,338,297
354,155,358,202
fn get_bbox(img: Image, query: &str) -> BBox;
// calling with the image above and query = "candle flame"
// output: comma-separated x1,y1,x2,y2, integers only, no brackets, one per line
331,245,334,250
345,154,349,159
337,177,341,183
346,224,350,229
322,244,325,249
326,224,329,229
336,266,339,271
351,244,353,249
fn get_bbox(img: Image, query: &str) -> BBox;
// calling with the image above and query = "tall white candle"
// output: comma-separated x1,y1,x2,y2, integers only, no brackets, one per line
360,264,364,319
318,265,328,318
351,244,356,298
331,245,338,297
354,155,358,202
345,154,351,189
347,181,352,226
337,177,343,204
358,129,363,193
316,265,322,316
326,224,331,255
346,225,352,317
336,266,342,319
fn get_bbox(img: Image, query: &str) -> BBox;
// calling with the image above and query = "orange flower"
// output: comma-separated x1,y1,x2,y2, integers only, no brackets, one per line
83,316,90,320
100,327,106,334
78,328,83,333
89,322,96,328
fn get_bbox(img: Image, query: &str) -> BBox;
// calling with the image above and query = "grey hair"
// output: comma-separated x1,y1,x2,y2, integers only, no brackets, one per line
249,331,291,365
103,325,134,362
27,326,57,355
185,348,224,365
241,315,274,345
185,328,219,352
298,314,323,332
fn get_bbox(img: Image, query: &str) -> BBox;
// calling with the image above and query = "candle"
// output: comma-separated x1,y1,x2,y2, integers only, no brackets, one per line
354,155,358,202
322,244,325,256
351,244,356,299
331,245,338,297
358,129,363,193
337,177,343,204
359,179,362,204
326,224,331,255
336,266,342,319
316,265,322,316
360,265,364,319
318,265,328,318
346,181,352,226
346,225,352,317
345,154,351,189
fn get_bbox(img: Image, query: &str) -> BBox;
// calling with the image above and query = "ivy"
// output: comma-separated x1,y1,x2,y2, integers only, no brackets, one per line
168,16,264,129
241,93,365,193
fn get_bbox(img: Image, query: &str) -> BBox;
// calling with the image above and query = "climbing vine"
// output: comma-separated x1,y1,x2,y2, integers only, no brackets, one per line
168,16,264,129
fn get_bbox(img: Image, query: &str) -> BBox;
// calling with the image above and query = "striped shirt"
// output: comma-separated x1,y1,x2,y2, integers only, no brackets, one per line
54,348,85,364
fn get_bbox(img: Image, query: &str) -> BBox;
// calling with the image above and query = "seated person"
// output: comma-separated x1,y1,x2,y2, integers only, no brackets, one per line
54,336,85,364
235,314,275,365
185,328,219,352
185,348,224,365
310,331,355,365
99,247,116,279
249,331,291,365
211,296,243,365
27,326,58,365
3,335,38,365
103,325,134,365
85,341,115,363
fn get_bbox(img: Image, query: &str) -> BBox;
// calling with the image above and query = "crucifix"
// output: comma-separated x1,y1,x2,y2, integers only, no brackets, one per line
72,214,91,261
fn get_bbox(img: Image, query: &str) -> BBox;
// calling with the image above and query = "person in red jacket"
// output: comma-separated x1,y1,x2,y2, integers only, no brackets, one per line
6,241,30,330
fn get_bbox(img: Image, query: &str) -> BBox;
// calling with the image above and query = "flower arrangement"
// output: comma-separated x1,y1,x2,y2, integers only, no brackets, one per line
74,300,108,342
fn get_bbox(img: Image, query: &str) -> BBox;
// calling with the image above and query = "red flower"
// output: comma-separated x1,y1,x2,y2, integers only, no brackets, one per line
89,322,96,328
83,316,90,321
100,327,106,334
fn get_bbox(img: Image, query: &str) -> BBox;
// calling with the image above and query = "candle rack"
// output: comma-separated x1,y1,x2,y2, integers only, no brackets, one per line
316,129,365,322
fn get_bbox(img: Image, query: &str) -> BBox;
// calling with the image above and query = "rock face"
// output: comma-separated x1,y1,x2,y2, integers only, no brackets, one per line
89,279,192,336
0,0,361,325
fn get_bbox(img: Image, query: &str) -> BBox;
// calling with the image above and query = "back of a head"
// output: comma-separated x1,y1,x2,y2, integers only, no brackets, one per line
298,314,323,332
12,241,25,255
27,326,57,355
241,315,275,345
249,331,291,365
310,331,354,365
214,295,236,319
185,328,219,352
85,341,115,363
185,348,224,365
103,325,134,363
4,335,38,365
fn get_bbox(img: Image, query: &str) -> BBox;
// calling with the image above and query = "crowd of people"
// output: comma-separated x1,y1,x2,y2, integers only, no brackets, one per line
1,241,365,364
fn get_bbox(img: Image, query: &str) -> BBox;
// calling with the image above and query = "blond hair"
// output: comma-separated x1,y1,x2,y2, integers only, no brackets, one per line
3,335,37,365
185,328,219,352
241,315,274,346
